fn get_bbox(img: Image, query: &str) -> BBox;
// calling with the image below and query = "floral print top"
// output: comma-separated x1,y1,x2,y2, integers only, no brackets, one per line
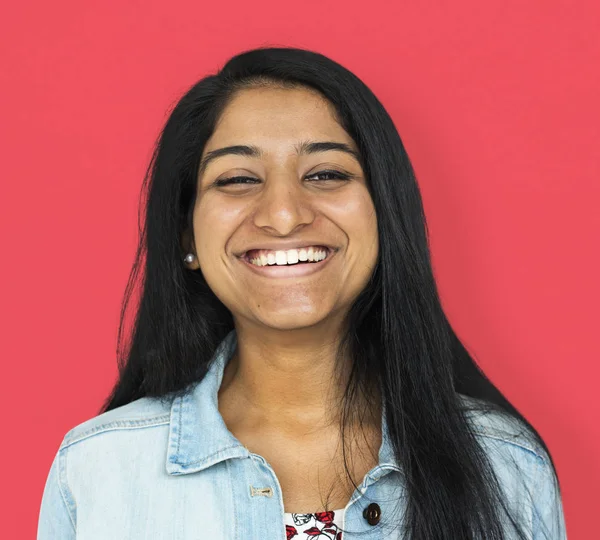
285,508,345,540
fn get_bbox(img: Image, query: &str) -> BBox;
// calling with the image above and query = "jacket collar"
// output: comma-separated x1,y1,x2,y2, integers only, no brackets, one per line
166,329,400,475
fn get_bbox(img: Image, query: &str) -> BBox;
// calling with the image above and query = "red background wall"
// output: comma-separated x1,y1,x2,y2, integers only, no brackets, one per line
1,1,598,537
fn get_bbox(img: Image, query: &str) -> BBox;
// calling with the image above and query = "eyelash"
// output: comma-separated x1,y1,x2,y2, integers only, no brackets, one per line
213,170,352,187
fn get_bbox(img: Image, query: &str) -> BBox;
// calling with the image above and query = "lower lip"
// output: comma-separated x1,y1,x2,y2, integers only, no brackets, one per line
237,250,336,278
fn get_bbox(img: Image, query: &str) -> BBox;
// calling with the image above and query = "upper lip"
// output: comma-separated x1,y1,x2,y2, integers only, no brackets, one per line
236,241,337,257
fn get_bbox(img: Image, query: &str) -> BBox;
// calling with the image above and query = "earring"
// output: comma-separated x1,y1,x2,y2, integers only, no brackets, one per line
184,253,195,263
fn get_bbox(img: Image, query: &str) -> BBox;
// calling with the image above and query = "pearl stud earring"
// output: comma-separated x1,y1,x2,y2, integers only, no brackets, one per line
184,253,195,263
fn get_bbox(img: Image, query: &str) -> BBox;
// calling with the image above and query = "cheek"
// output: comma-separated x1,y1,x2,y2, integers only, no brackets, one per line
193,197,242,267
325,188,378,253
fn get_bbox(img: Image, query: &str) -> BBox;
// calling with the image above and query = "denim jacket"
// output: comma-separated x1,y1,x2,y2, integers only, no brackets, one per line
37,329,567,539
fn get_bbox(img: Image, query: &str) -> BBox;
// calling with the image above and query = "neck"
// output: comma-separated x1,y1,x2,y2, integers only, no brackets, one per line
218,320,380,435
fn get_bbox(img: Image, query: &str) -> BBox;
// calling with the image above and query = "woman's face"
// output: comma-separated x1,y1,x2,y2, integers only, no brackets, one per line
189,85,378,331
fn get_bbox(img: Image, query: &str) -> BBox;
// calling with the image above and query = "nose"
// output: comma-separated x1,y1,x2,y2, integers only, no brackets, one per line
251,174,316,235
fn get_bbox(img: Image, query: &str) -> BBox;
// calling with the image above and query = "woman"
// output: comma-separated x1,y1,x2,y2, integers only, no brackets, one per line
37,46,567,539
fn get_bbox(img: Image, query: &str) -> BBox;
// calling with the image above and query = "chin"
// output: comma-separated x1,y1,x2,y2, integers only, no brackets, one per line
253,308,331,331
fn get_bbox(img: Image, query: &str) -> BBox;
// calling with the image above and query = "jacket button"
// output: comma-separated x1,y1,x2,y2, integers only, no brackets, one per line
363,502,381,525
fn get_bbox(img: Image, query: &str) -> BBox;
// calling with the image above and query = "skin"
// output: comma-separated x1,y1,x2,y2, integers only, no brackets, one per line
182,85,381,511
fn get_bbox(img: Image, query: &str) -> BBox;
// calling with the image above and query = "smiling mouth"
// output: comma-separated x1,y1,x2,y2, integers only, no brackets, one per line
243,246,333,267
237,246,336,278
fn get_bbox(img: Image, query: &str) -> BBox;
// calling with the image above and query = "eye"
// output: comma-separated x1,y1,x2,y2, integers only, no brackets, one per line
213,176,259,187
306,170,352,182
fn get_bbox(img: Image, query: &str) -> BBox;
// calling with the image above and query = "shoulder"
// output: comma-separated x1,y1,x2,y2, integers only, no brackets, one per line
59,395,173,450
456,394,567,537
456,393,550,465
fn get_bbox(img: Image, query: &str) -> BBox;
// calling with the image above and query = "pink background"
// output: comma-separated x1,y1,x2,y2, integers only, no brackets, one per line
1,1,598,537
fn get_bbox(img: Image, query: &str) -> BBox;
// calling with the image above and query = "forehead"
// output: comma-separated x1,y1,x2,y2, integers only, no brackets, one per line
206,86,354,149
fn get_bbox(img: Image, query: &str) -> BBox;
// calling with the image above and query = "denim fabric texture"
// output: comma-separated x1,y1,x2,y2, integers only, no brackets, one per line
37,329,567,539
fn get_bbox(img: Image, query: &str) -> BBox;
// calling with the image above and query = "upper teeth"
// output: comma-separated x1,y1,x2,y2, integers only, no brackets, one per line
249,247,329,266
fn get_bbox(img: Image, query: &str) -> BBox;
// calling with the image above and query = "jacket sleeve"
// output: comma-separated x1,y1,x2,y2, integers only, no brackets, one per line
533,456,567,540
37,448,76,539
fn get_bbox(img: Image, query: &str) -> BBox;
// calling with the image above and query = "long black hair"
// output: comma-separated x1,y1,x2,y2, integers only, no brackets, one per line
100,46,562,539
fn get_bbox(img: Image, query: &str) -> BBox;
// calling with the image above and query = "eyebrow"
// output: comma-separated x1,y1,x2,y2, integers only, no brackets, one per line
198,141,362,176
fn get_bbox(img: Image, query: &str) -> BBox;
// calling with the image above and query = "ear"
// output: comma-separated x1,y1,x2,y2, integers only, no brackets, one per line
181,229,199,269
181,229,193,253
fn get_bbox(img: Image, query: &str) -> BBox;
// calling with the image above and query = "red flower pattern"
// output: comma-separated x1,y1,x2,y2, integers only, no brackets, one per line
314,511,335,525
285,509,343,539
